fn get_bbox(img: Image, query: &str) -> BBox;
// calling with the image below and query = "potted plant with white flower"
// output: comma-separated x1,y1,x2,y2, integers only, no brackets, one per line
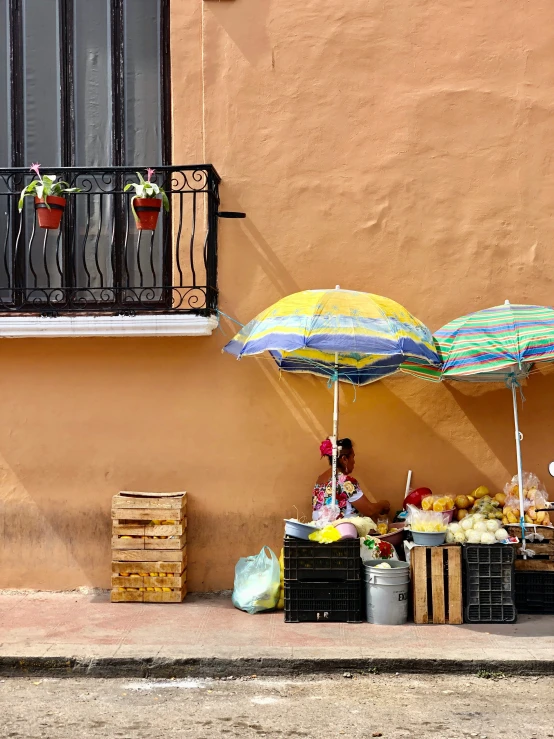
124,168,170,231
18,163,81,230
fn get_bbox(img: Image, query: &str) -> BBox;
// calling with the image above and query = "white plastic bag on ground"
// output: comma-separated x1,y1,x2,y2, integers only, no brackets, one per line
232,546,280,614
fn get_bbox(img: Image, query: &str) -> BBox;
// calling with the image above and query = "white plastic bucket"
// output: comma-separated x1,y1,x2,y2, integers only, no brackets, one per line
363,560,410,625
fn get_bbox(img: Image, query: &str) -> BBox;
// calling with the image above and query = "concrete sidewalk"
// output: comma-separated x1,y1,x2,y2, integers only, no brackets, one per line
0,591,553,677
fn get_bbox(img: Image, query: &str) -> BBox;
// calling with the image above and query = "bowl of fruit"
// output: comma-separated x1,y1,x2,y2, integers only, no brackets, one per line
378,523,406,549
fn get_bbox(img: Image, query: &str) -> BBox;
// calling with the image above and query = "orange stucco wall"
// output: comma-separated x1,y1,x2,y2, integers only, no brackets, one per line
2,0,554,590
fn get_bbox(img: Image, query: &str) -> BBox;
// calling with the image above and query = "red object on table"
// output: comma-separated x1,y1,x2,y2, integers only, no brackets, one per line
404,487,433,509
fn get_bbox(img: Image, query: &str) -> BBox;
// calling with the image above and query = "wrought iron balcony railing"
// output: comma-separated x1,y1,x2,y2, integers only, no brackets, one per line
0,165,220,315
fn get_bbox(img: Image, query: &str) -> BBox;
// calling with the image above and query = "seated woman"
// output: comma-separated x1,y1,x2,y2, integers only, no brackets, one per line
312,438,391,521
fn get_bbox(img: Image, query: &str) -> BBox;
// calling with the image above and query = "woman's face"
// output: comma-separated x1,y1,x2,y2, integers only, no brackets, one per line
340,449,355,474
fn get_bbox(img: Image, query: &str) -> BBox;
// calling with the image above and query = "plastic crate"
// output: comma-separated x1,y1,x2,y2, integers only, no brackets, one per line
284,581,362,623
284,537,361,582
515,571,554,614
463,544,516,623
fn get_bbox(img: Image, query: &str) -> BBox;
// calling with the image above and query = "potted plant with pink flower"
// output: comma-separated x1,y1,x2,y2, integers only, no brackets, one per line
18,163,81,230
124,168,170,231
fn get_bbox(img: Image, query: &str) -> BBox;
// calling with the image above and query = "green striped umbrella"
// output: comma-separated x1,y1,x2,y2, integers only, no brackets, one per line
434,301,554,542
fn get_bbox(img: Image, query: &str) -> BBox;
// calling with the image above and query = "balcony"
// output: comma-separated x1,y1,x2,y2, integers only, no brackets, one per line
0,165,221,337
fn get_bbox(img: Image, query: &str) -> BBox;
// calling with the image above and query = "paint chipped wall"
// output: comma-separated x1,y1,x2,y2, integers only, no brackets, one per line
1,0,554,590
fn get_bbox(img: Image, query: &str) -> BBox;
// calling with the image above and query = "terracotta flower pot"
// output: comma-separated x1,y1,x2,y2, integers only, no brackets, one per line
133,197,162,231
34,195,66,230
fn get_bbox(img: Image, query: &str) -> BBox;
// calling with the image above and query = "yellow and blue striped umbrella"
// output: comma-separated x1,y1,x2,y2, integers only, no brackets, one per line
223,288,440,384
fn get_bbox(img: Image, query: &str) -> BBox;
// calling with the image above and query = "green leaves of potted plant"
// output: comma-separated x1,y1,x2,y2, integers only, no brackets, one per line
18,163,81,230
124,168,170,231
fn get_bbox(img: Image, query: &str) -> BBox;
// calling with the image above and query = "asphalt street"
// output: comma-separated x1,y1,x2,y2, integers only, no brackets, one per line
0,673,551,738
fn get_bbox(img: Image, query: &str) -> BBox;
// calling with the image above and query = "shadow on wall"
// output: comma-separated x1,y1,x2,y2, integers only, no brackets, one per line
204,0,272,67
217,184,300,319
445,374,554,496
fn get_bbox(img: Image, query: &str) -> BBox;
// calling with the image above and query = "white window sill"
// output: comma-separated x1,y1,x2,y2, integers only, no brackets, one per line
0,314,219,338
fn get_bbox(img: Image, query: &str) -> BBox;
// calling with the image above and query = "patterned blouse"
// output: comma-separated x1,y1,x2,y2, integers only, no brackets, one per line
312,473,364,520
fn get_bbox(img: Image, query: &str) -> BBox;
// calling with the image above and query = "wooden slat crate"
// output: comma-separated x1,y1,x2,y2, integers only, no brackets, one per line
411,545,463,625
507,525,554,571
111,491,187,603
112,560,186,575
112,573,187,588
112,532,187,550
111,585,188,603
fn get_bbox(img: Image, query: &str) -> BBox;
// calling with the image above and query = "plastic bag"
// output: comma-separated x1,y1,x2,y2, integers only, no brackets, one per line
503,471,551,526
316,503,341,526
277,549,285,611
337,516,376,537
420,494,455,513
309,525,342,543
406,504,448,532
232,546,280,615
361,536,399,563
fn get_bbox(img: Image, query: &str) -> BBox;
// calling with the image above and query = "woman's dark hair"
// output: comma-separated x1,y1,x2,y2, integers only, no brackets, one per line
326,438,353,465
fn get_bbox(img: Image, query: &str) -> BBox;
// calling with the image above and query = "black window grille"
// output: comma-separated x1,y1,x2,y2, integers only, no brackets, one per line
0,165,221,315
0,2,221,316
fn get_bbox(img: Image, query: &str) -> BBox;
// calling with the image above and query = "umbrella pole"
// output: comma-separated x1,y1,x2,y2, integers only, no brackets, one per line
511,380,527,553
331,352,339,508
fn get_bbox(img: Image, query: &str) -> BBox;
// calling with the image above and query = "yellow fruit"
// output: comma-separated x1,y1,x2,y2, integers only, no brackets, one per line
120,572,130,577
120,536,133,540
421,496,434,511
537,511,546,524
472,486,490,499
443,497,455,510
525,514,533,524
494,493,507,507
457,509,469,521
507,513,518,524
528,507,537,520
162,587,171,592
433,500,447,512
502,516,509,525
162,520,175,525
151,520,162,525
154,588,162,592
146,587,155,592
455,495,471,510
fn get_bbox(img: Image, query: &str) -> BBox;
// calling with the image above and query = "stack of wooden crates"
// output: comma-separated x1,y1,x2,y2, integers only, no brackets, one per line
111,491,187,603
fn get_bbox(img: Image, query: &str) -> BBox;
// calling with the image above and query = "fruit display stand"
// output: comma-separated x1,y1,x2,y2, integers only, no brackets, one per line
111,491,187,603
410,545,463,625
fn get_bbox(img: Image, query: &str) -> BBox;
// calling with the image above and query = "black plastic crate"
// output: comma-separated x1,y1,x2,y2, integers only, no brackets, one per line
463,544,517,623
515,571,554,614
284,581,362,623
284,537,361,582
